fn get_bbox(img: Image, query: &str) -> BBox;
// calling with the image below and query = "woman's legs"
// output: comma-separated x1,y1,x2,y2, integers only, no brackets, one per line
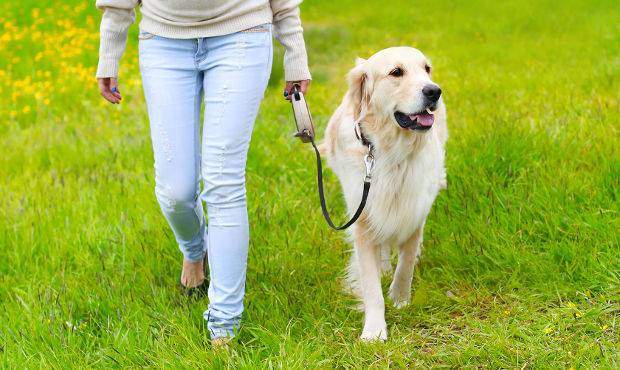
198,25,273,339
139,26,273,339
139,36,207,265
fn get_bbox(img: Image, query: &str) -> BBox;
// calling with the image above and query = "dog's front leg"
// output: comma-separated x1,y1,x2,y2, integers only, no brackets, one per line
389,226,423,308
380,243,393,275
355,227,387,341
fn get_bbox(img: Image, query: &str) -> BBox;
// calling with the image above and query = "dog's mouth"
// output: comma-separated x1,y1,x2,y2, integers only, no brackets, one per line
394,108,435,131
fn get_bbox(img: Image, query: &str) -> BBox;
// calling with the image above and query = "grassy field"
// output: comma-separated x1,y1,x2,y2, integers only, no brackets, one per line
1,0,619,367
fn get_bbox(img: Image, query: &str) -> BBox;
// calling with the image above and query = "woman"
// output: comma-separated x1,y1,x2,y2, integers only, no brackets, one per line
95,0,310,343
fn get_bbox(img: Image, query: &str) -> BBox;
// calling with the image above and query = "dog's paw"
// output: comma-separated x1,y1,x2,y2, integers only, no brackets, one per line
388,285,411,309
360,324,388,342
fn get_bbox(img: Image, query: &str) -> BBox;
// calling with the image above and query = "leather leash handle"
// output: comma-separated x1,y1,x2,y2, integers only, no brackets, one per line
290,84,315,143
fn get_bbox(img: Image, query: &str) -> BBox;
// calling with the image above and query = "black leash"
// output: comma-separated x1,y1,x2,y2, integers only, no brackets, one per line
307,135,374,230
291,126,373,230
290,84,374,231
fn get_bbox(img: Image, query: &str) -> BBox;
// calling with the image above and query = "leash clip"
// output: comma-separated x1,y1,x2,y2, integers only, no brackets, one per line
363,151,374,183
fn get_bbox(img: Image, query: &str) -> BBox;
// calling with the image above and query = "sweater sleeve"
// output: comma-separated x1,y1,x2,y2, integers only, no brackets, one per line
270,0,311,81
96,0,139,78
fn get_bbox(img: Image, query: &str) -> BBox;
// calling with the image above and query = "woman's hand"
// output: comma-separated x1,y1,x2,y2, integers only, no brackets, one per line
283,80,310,100
98,77,122,104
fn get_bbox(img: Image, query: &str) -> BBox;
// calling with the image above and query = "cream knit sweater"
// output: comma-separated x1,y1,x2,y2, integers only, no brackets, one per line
96,0,311,81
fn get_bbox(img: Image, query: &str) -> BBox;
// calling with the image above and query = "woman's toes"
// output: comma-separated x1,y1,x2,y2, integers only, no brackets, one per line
211,337,233,347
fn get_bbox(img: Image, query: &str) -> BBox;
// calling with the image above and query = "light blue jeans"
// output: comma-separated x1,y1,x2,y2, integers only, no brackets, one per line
138,23,273,339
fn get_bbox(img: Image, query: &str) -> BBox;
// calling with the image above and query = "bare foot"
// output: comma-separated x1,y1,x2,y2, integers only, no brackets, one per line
211,337,233,347
181,258,205,288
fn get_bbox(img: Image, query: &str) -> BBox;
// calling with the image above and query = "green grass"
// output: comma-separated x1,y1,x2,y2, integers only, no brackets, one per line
1,0,619,367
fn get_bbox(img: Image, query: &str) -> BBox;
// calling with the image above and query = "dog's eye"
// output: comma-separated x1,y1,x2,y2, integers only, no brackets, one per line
389,67,404,77
424,64,431,74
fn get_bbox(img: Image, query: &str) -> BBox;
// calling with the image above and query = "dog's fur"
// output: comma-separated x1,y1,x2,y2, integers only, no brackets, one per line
321,47,447,341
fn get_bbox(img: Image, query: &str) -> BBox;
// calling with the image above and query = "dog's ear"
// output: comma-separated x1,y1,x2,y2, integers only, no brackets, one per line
347,59,372,122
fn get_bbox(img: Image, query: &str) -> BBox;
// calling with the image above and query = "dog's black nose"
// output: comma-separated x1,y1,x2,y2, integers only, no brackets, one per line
422,84,442,102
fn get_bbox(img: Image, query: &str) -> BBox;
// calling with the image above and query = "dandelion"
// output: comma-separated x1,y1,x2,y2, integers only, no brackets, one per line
22,105,31,113
543,327,553,334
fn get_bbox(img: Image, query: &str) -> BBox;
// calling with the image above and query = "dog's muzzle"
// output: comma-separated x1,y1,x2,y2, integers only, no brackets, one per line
394,109,435,131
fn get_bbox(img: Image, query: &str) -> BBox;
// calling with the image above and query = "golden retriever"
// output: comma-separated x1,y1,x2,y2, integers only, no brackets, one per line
321,47,447,341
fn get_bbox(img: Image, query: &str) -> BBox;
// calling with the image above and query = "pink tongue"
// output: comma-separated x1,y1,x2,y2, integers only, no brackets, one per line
410,112,434,127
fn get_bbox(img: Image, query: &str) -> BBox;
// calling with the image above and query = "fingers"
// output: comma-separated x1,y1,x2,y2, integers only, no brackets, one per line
283,82,294,100
98,77,121,104
109,78,122,101
283,80,310,100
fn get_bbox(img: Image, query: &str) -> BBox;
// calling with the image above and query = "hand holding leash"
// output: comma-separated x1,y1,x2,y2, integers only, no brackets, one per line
284,80,310,100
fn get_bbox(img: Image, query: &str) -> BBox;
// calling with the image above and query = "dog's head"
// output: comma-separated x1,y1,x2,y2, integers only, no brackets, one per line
347,47,441,132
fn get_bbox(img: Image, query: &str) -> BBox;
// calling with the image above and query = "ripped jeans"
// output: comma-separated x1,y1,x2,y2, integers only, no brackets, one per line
138,23,273,339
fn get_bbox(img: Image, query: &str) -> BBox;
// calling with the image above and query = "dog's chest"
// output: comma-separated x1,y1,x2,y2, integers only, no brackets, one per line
366,151,442,243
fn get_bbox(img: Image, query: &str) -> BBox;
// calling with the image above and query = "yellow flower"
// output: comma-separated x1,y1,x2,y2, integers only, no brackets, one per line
543,327,553,334
22,105,31,113
10,111,17,117
43,98,50,105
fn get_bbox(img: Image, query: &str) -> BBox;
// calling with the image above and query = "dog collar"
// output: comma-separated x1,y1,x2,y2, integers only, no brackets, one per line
354,120,373,148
